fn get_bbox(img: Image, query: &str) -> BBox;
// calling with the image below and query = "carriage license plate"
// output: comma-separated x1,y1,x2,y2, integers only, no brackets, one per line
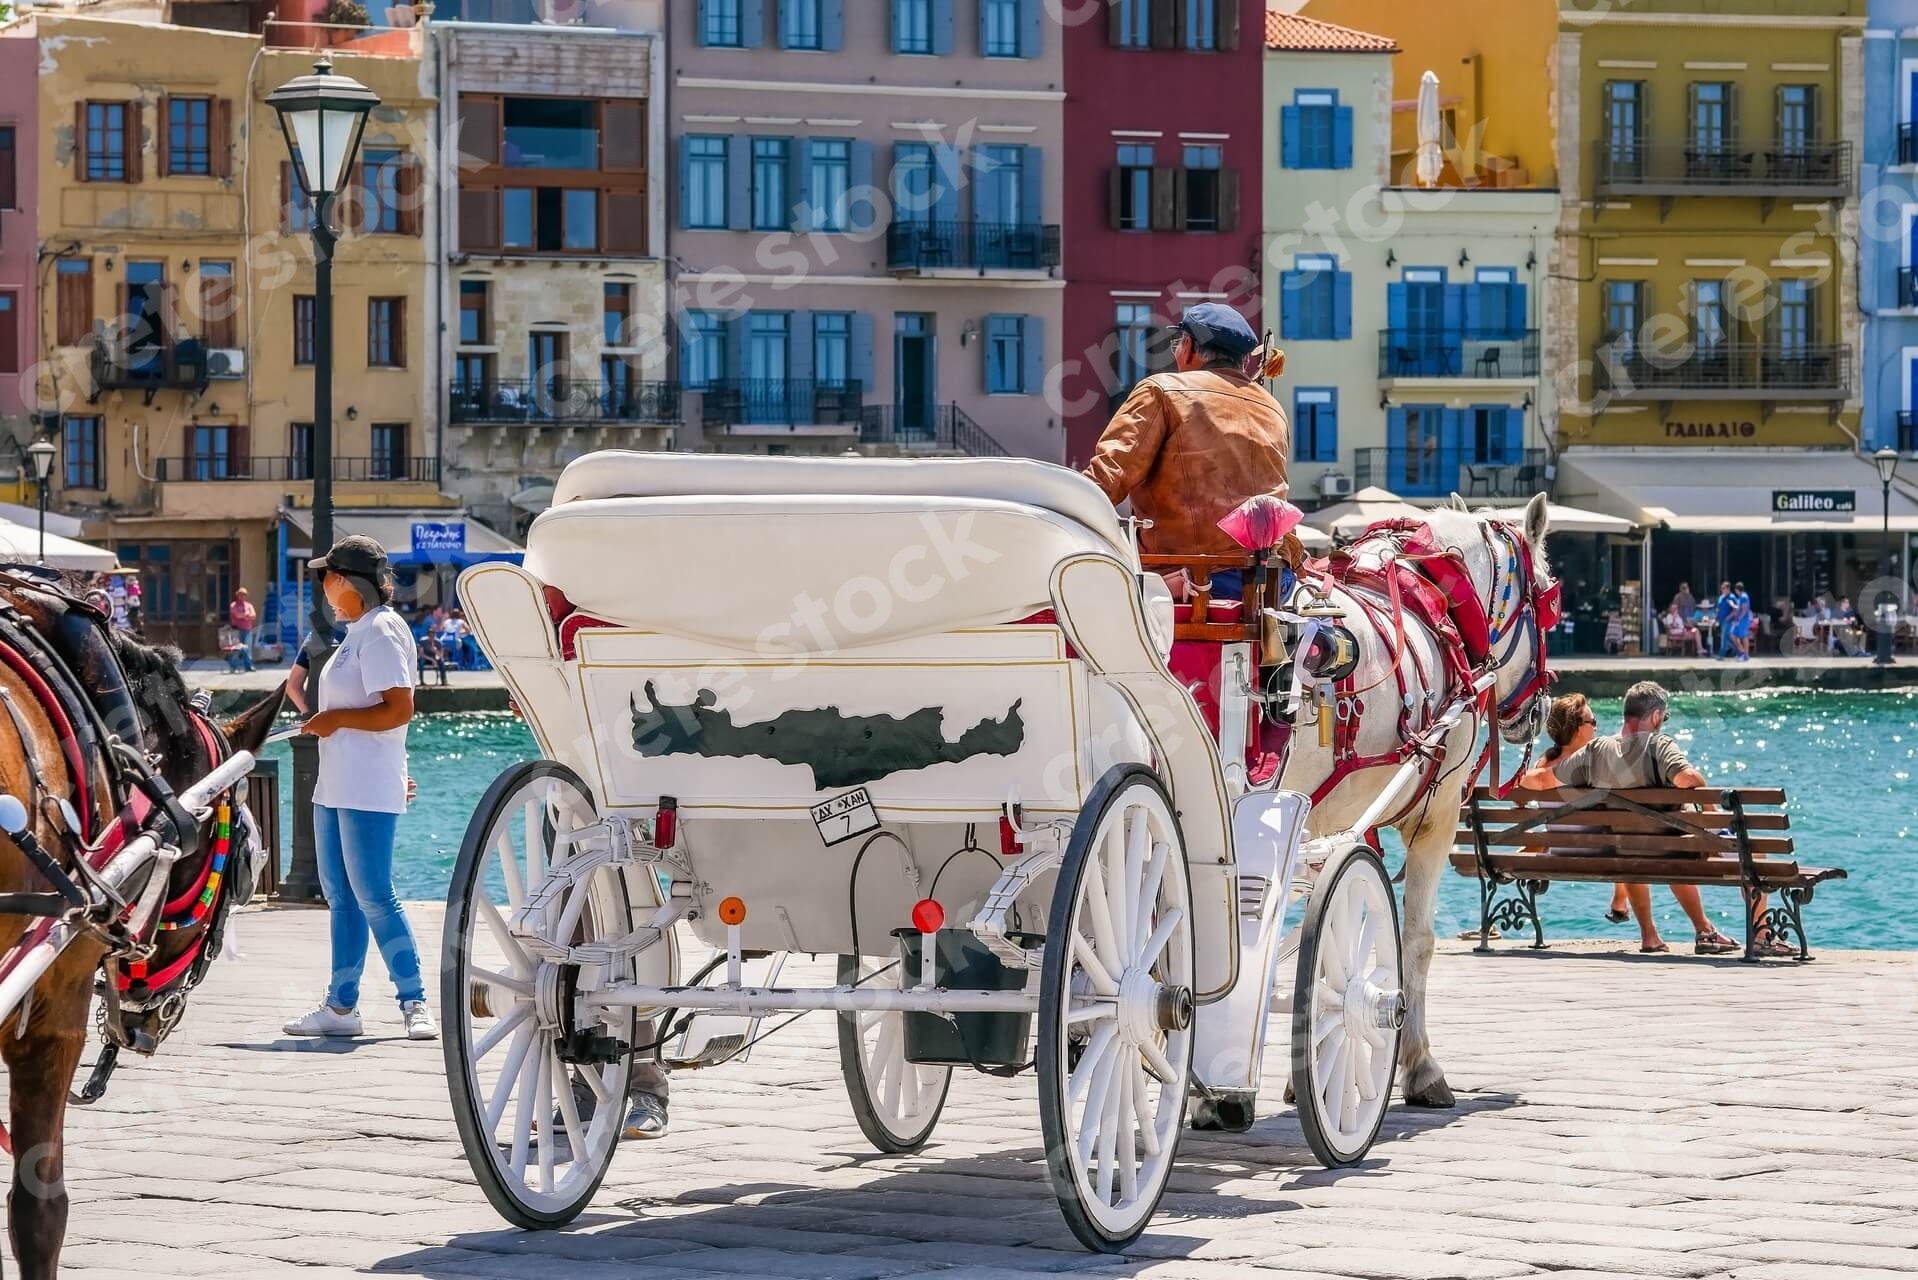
810,788,880,846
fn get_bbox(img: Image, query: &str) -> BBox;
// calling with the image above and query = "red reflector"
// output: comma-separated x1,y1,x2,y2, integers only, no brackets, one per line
654,796,678,848
911,898,944,933
998,810,1022,856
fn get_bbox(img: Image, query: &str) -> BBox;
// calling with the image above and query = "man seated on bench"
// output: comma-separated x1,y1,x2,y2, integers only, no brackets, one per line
1551,681,1755,956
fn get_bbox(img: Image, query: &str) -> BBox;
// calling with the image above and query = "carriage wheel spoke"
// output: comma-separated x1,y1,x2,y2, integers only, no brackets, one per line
1075,1045,1120,1169
495,833,524,910
1351,906,1377,975
485,1022,536,1133
1352,1035,1380,1104
508,1032,540,1178
474,1004,531,1060
1068,1023,1118,1111
523,792,548,888
1120,812,1149,957
1095,1063,1123,1206
553,1052,588,1167
1130,1061,1161,1158
1135,839,1168,960
577,1061,614,1106
1068,999,1116,1025
477,898,533,976
534,1047,556,1193
1138,1036,1178,1087
1072,936,1119,998
1116,1062,1139,1206
471,967,532,1001
1082,859,1125,980
1138,907,1185,971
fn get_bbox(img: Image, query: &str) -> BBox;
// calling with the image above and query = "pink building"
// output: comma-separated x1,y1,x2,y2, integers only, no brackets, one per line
0,27,36,449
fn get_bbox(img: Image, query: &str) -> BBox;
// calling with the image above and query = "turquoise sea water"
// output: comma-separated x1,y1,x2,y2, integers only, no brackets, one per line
264,689,1918,950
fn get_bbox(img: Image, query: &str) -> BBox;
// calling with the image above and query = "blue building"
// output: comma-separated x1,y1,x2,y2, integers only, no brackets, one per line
1865,0,1918,456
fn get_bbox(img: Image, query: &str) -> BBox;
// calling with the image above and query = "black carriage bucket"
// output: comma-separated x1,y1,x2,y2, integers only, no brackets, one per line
892,928,1039,1070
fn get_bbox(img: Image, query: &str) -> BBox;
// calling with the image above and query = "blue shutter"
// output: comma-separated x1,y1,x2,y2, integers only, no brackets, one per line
1280,106,1301,168
821,0,844,49
982,314,1006,392
1441,407,1464,454
695,0,711,45
790,140,811,231
932,0,955,54
790,311,814,385
848,140,875,231
678,314,697,382
740,0,764,47
1442,284,1465,374
1332,271,1353,340
933,144,962,223
1278,271,1304,339
1387,283,1407,331
849,312,875,393
1018,146,1042,226
1021,314,1045,395
1019,0,1042,57
891,0,904,51
1501,406,1523,463
1387,406,1409,456
724,315,745,382
1333,106,1354,169
1320,394,1340,463
1510,282,1528,337
727,135,751,230
1463,285,1483,335
677,138,693,228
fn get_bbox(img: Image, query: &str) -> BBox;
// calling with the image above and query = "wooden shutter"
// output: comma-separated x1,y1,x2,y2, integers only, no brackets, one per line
232,423,251,476
460,186,500,251
156,94,170,177
202,265,235,348
280,162,295,232
214,98,233,179
1171,167,1189,230
458,94,501,168
603,101,646,172
398,153,422,236
1107,167,1123,230
605,191,647,254
1218,169,1239,232
342,161,367,234
57,263,93,346
1218,0,1238,50
1149,0,1174,49
74,101,89,183
1726,81,1741,148
1107,0,1122,45
395,298,406,367
1149,166,1175,230
0,129,14,209
127,101,143,183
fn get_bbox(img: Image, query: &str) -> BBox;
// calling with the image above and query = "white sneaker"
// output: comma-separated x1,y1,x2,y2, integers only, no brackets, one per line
283,1003,363,1038
401,1000,438,1041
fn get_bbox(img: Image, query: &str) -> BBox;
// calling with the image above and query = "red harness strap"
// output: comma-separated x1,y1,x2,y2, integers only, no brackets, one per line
0,638,94,841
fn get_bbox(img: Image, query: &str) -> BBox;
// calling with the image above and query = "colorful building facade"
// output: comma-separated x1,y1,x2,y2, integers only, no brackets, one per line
1864,0,1918,457
0,29,35,470
1058,0,1264,467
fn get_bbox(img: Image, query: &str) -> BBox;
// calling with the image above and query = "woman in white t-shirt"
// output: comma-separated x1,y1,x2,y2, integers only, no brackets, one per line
282,535,436,1042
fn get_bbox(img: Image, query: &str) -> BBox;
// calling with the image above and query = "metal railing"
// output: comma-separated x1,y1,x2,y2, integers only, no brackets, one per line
886,221,1062,273
449,377,680,426
859,403,1009,457
1377,329,1540,380
700,378,865,429
1594,341,1851,398
1592,139,1852,196
1353,448,1547,500
155,456,439,483
1899,412,1917,454
90,336,208,397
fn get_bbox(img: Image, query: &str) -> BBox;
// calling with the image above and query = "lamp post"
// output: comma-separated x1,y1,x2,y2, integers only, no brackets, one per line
1874,447,1902,669
269,59,377,903
25,438,57,566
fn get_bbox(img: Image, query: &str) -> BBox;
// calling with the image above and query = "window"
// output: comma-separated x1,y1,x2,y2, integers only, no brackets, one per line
807,138,851,231
1183,0,1216,50
56,260,93,347
1606,80,1644,174
85,103,129,182
783,0,821,49
700,0,742,46
1113,0,1148,48
1293,390,1338,463
200,261,236,349
1775,279,1812,355
451,355,493,420
359,148,405,233
1692,280,1727,353
1691,81,1732,154
1116,144,1153,230
1605,280,1644,352
1282,90,1350,170
503,188,535,248
605,282,633,346
814,312,850,387
460,96,646,255
975,144,1024,225
982,0,1019,56
190,424,233,480
0,126,15,210
283,163,315,233
63,416,103,490
602,354,638,411
123,262,166,375
1778,84,1815,154
1115,302,1154,394
370,424,407,481
167,97,211,175
986,315,1024,393
744,312,789,381
1280,255,1346,341
682,310,725,389
367,297,405,368
289,422,314,481
894,0,932,53
459,280,489,345
503,98,598,170
0,293,15,374
752,137,790,231
1182,145,1222,232
562,188,598,250
683,136,728,230
293,295,316,366
893,142,934,222
1475,268,1513,340
529,331,568,388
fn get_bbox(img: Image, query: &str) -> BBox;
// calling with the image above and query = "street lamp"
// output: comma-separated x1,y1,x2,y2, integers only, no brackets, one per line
269,58,377,903
25,438,56,566
1873,447,1902,669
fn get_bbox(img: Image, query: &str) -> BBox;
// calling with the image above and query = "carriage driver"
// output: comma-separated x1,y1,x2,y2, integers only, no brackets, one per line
1083,303,1297,601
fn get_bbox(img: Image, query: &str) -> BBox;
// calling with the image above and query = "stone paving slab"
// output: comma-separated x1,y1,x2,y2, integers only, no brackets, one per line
4,906,1915,1279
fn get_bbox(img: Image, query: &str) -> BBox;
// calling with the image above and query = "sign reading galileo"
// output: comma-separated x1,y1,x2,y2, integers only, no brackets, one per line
1771,490,1856,515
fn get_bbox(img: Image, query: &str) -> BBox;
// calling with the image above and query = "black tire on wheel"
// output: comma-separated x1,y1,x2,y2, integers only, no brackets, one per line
1038,765,1195,1253
835,955,953,1153
1290,844,1403,1169
443,760,634,1230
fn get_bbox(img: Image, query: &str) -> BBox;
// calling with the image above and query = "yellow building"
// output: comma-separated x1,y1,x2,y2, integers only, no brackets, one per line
29,13,442,655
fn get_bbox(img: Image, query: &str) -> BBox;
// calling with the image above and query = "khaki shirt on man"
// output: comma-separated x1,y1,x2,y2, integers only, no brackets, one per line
1553,732,1693,791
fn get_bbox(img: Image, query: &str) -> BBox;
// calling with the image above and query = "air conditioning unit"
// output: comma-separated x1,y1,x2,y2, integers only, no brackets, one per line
207,348,245,379
1318,471,1354,499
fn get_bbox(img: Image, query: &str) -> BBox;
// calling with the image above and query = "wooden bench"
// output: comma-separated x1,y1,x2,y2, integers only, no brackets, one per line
1450,785,1846,962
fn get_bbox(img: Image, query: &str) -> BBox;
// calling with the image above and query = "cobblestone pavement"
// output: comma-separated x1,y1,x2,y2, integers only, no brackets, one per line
12,906,1917,1279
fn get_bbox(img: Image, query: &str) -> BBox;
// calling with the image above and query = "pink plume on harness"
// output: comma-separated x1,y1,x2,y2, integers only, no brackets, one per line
1217,495,1303,552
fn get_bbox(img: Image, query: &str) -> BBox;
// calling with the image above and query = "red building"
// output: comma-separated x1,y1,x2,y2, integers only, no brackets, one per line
1059,0,1266,466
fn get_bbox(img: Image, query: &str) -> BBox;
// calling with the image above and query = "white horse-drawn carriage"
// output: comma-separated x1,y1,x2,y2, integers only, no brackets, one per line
444,452,1444,1250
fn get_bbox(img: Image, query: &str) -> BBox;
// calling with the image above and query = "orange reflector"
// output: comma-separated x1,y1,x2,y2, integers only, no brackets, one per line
910,898,944,933
718,896,746,926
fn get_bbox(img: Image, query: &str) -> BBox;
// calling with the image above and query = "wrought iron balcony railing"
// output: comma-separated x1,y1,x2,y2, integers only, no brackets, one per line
90,336,208,401
700,378,864,429
1353,448,1547,500
1592,139,1852,197
1594,341,1851,399
858,403,1009,457
886,220,1062,274
449,377,680,426
154,456,440,483
1377,328,1540,380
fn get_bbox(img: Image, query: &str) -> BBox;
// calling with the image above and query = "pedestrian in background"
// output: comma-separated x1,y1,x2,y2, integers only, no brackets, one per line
228,588,257,671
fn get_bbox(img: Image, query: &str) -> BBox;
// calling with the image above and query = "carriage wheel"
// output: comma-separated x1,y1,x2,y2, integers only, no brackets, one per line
835,955,953,1153
1290,845,1403,1169
1038,766,1195,1253
443,761,635,1229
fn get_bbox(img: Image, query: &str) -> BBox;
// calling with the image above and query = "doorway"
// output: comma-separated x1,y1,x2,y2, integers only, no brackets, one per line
895,313,935,437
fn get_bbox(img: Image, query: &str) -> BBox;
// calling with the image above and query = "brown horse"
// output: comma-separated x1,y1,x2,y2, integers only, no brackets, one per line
0,574,281,1278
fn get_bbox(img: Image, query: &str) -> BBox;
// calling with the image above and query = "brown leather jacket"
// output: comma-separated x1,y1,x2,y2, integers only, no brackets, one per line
1083,366,1292,557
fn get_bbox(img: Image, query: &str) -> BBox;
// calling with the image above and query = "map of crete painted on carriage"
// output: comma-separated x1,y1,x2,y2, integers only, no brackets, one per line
629,681,1027,790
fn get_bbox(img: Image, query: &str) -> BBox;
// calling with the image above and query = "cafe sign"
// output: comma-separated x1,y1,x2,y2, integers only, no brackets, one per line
411,521,467,553
1772,490,1856,515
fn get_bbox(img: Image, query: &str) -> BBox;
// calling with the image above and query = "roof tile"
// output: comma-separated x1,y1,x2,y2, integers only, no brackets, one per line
1264,11,1400,54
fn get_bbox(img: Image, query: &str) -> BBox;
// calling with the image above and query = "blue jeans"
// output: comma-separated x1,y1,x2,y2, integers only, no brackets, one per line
315,805,424,1010
1207,566,1295,603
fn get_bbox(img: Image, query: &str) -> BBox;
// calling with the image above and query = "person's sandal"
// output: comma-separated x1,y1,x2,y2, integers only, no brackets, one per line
1605,909,1631,925
1639,940,1669,954
1748,931,1796,959
1695,930,1740,956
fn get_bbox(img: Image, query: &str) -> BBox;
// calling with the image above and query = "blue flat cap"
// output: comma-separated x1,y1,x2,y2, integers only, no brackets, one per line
1169,303,1260,360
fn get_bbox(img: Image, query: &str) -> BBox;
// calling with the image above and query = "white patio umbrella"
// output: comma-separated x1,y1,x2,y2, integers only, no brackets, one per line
1415,70,1444,189
1305,486,1429,539
0,517,118,571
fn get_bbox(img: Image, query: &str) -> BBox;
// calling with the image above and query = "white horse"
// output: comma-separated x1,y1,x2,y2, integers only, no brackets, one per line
1281,492,1554,1107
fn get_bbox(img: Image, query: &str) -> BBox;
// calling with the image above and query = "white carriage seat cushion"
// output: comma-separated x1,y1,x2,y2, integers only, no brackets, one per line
549,451,1136,564
527,493,1132,653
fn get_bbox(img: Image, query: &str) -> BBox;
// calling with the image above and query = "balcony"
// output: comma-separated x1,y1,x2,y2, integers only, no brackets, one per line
1594,342,1851,401
886,221,1062,276
153,456,441,483
1899,412,1917,454
1354,449,1548,501
858,404,1009,458
90,337,208,404
1591,140,1852,210
450,378,680,427
700,379,865,434
1378,329,1540,382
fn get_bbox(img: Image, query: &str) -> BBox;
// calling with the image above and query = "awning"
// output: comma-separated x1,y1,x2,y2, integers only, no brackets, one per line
1557,449,1918,533
0,519,118,571
281,509,524,566
0,503,87,540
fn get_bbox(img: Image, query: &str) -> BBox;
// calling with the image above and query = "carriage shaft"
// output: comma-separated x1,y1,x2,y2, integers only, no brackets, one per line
586,983,1041,1015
